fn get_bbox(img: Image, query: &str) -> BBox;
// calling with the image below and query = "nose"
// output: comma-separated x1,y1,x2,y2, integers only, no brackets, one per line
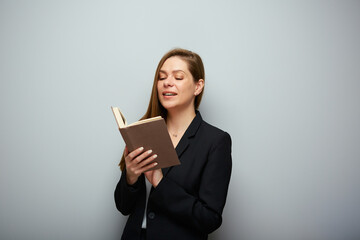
163,75,174,87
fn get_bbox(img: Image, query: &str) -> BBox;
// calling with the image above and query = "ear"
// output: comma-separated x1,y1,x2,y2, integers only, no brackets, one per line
194,79,204,96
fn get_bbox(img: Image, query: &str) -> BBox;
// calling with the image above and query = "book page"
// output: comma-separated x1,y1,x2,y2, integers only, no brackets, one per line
127,116,162,127
111,107,127,128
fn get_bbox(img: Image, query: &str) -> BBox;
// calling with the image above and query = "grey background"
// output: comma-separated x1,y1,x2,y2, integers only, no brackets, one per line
1,1,360,240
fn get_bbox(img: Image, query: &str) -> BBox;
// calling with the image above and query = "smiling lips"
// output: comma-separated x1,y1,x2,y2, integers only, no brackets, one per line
163,92,177,96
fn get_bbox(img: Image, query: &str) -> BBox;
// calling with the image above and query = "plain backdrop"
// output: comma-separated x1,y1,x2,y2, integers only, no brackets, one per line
1,1,360,240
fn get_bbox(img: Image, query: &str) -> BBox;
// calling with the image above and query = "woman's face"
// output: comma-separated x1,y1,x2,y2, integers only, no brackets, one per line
157,56,203,112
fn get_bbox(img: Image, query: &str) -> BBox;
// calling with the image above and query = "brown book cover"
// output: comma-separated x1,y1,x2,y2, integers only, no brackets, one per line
111,107,180,170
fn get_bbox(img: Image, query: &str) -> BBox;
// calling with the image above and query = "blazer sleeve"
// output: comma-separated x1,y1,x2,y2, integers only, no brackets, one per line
150,132,232,234
114,169,144,215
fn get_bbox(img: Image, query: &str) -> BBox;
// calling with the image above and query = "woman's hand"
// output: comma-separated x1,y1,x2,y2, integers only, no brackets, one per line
124,146,158,185
144,169,163,188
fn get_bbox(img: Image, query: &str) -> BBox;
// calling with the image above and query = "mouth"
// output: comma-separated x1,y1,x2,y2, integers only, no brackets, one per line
163,92,177,96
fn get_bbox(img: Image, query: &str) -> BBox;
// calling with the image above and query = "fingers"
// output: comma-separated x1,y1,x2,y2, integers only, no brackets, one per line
137,151,158,168
126,147,144,160
135,150,155,165
144,168,163,188
125,147,158,175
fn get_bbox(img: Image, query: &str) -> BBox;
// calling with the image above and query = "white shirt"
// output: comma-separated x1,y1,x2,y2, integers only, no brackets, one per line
141,177,152,229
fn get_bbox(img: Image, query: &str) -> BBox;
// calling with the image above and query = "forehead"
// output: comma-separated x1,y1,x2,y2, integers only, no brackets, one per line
160,56,189,72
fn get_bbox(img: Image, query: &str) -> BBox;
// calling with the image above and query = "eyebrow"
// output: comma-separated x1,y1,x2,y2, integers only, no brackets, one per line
159,70,186,74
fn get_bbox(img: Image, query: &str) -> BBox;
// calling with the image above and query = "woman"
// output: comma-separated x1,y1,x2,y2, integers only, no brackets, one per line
115,48,232,240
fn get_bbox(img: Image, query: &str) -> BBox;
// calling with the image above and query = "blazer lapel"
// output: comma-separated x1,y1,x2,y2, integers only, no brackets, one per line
162,111,203,177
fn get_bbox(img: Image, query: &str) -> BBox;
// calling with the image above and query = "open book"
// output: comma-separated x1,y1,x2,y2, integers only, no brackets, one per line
111,107,180,170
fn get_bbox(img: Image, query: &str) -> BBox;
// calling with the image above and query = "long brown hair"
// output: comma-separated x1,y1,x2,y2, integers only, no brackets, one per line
119,48,205,171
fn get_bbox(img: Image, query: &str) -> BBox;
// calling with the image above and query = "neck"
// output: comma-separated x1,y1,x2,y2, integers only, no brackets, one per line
166,107,196,136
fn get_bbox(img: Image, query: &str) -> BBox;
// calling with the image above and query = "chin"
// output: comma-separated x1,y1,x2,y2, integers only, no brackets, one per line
161,104,177,111
159,100,174,109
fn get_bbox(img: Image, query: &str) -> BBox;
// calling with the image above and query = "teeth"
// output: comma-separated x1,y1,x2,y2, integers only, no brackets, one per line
164,93,176,96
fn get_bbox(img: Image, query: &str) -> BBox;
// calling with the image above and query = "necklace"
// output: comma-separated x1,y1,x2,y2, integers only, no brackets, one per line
170,126,187,138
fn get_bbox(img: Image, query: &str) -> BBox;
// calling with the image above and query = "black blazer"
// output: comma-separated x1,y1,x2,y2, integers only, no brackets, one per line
115,111,232,240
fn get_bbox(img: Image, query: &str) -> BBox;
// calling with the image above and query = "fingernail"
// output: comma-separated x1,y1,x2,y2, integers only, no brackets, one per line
139,147,144,151
154,162,158,166
148,150,152,154
153,154,158,158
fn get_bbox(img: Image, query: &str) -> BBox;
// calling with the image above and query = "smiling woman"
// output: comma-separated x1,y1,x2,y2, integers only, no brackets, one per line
157,56,204,117
114,48,232,240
